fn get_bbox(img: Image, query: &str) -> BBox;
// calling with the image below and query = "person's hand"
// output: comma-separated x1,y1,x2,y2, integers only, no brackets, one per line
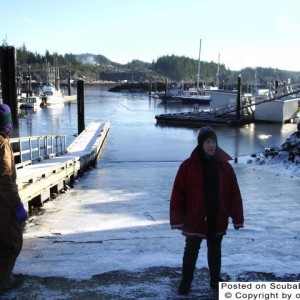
14,201,28,223
234,225,243,230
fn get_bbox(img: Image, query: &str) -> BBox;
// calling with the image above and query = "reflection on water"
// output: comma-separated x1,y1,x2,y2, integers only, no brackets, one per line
17,86,298,161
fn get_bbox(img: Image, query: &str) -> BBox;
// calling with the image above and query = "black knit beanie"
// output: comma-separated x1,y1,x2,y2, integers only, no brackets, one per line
197,126,218,157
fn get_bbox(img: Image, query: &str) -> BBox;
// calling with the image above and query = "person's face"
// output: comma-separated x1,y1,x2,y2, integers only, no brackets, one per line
202,138,217,156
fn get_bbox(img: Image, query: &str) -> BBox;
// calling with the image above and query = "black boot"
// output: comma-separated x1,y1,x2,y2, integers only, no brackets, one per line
210,277,224,290
207,235,223,290
178,265,194,295
178,279,192,295
178,237,202,295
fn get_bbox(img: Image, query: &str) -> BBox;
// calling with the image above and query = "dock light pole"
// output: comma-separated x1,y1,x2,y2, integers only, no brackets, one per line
77,80,85,135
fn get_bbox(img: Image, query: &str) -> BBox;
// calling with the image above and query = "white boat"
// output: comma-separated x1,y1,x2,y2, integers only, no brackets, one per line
18,95,42,109
181,91,211,105
41,83,64,106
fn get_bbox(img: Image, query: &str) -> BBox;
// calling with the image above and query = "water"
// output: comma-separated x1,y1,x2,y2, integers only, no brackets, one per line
17,85,297,163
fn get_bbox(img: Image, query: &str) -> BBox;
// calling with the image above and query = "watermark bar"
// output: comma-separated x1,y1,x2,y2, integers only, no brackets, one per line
219,282,300,300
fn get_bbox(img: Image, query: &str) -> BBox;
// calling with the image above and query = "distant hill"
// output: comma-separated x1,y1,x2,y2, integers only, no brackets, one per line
9,45,300,85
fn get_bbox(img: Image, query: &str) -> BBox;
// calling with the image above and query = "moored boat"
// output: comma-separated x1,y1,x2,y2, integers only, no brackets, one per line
18,95,42,109
179,39,215,106
181,90,211,105
41,83,64,106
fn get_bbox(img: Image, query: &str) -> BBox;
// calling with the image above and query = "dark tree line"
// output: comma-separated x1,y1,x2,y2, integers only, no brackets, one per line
13,44,300,84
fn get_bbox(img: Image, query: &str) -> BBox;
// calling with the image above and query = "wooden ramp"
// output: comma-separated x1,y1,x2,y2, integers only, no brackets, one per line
16,121,110,210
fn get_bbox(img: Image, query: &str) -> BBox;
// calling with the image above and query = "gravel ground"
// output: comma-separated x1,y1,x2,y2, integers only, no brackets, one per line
2,267,299,300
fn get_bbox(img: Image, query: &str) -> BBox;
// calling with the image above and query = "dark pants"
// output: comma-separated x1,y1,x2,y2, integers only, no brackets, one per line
181,235,223,284
0,215,23,289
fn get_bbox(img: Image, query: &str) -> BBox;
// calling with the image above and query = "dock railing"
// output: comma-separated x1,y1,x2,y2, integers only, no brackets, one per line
10,135,67,169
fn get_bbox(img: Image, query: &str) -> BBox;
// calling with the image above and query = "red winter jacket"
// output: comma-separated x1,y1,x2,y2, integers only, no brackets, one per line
170,146,244,238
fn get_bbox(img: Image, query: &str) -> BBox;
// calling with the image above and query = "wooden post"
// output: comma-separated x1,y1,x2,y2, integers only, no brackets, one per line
236,76,241,121
16,65,22,98
77,80,85,135
149,80,152,96
0,46,20,163
68,71,71,96
164,77,168,96
26,66,32,97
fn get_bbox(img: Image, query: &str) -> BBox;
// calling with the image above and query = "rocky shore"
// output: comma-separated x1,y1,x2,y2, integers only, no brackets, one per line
249,122,300,165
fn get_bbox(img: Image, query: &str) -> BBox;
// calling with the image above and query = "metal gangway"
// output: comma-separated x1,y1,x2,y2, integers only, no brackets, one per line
213,83,300,117
11,122,110,210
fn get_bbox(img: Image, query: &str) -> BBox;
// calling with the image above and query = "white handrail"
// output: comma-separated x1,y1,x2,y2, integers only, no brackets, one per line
10,135,67,168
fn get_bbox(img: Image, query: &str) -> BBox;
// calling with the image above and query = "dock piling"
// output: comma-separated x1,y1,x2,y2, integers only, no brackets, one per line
68,71,71,96
164,77,168,97
149,80,152,96
0,46,18,131
77,80,85,134
236,76,241,121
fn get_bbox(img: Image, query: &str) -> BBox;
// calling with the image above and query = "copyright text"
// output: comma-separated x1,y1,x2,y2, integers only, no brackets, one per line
219,282,300,300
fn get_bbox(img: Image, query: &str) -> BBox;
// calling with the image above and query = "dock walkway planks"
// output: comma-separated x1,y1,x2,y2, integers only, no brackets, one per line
16,121,110,209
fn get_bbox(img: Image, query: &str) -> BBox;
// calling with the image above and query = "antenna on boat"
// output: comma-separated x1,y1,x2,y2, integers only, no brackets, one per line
196,39,202,93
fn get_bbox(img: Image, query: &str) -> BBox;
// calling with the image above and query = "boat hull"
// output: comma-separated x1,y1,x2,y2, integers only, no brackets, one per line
181,96,211,105
18,96,42,110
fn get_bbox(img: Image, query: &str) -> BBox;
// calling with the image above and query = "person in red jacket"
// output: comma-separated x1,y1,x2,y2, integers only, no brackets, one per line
170,126,244,295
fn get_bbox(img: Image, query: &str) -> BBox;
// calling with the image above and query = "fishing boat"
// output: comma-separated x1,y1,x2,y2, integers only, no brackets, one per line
181,90,211,105
41,83,64,106
158,86,184,103
18,95,42,109
41,62,65,106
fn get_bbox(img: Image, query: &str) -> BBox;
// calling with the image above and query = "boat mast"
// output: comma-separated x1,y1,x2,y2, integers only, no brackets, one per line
196,39,202,93
216,53,220,88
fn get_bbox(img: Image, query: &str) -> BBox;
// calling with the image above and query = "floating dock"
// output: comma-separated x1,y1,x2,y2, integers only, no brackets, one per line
155,85,300,127
14,121,110,211
155,111,253,127
64,95,77,103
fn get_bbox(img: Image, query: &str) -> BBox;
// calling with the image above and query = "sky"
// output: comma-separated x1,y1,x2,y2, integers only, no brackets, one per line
1,0,300,71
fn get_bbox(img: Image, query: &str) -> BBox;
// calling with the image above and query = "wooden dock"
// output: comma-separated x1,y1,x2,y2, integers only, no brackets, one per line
64,95,77,103
15,121,110,211
155,111,254,127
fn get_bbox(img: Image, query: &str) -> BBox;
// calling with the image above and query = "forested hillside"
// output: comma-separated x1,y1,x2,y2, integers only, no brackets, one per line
12,44,300,85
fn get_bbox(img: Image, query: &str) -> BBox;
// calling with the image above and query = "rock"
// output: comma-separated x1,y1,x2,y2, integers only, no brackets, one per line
258,126,300,165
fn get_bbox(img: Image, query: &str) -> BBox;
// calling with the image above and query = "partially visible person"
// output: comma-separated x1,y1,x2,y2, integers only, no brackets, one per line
170,126,244,295
0,104,27,291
